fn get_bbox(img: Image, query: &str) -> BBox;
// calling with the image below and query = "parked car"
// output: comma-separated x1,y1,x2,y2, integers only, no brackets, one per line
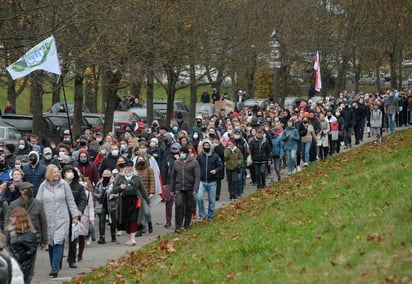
83,113,105,131
113,111,141,137
283,97,307,108
1,113,62,142
241,98,270,110
47,102,90,114
0,122,23,145
195,103,215,118
152,100,190,126
44,113,92,134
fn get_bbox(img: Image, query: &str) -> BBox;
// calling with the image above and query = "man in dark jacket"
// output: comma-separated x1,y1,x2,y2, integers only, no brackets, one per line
249,127,272,189
195,139,223,221
170,146,200,232
233,128,248,197
22,151,46,197
341,102,356,149
98,145,120,177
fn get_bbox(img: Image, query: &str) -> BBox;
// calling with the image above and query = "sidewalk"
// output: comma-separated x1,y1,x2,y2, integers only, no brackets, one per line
31,127,405,283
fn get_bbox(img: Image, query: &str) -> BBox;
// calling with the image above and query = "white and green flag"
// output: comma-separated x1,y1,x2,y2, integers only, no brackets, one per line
7,35,61,80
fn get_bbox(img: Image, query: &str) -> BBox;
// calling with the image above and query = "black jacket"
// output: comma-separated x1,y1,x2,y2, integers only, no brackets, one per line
196,152,223,183
249,136,272,163
7,230,38,282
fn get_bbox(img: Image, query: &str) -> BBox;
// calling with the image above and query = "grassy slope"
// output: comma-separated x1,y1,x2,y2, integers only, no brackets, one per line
73,128,412,284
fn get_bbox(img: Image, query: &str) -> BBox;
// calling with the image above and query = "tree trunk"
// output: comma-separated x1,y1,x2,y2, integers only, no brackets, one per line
189,64,197,127
85,66,98,113
73,74,84,139
146,71,154,125
102,70,122,135
165,67,178,126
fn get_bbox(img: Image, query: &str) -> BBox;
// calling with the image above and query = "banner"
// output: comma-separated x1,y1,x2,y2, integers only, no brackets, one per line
313,51,322,92
7,35,61,80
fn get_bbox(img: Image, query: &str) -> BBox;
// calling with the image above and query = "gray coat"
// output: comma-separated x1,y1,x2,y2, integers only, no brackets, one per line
36,179,79,245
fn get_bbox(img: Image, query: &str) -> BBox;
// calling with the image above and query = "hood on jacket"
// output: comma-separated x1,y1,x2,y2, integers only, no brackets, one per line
200,139,214,155
61,164,80,183
77,149,90,163
28,151,40,167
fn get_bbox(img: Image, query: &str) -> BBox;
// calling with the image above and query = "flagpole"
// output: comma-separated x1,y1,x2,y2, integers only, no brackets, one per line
59,76,73,148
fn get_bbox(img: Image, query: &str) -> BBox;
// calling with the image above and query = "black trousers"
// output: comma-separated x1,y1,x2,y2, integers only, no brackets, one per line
175,190,195,229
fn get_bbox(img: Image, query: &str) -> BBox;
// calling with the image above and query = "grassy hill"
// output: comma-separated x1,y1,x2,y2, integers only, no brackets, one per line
72,128,412,283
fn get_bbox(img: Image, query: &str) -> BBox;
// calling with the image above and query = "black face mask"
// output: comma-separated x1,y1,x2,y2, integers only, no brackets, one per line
118,163,126,169
201,127,207,132
204,148,210,153
137,161,145,166
30,158,37,165
102,176,111,185
80,141,87,147
24,188,33,199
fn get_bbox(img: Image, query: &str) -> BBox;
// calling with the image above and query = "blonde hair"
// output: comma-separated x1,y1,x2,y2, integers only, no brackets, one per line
45,164,61,182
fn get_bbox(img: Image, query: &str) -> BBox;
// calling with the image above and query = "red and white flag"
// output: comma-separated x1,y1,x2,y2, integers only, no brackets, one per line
313,51,322,92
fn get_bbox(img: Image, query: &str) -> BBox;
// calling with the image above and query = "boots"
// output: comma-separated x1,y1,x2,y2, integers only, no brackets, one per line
111,235,117,243
148,222,153,233
97,237,106,244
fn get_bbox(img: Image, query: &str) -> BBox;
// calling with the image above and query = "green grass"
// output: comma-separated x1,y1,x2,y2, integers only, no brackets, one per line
71,129,412,283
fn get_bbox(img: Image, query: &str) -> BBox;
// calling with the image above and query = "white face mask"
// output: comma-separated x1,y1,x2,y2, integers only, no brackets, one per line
18,145,25,150
149,142,156,148
139,148,147,155
96,138,102,143
65,172,74,180
234,135,241,139
14,164,21,169
111,150,119,156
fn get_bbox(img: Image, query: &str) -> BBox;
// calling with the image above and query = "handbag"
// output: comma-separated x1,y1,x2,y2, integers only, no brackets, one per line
135,197,142,209
95,203,103,214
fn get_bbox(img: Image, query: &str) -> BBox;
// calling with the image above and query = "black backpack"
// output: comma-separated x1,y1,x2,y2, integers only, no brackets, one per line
0,242,12,284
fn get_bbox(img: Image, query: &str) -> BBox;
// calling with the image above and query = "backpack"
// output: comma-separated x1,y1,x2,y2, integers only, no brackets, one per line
0,243,12,284
299,124,308,137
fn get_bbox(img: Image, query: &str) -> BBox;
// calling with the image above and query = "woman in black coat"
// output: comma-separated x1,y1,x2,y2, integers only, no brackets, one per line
5,207,38,284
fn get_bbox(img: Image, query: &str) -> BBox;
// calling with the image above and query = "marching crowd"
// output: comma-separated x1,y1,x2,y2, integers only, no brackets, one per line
0,88,411,282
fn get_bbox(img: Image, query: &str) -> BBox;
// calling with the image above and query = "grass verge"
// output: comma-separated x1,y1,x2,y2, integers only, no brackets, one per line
71,128,412,284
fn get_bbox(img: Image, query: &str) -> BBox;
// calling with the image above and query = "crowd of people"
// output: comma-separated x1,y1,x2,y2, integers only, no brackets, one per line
0,87,411,282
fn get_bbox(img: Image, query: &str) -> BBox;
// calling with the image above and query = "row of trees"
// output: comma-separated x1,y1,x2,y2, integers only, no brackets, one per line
0,0,411,141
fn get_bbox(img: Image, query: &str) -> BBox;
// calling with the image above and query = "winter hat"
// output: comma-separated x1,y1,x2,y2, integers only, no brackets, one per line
4,144,15,153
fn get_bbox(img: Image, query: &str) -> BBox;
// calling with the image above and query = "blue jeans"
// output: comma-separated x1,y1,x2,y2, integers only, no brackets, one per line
286,150,297,174
387,113,396,133
48,244,63,272
236,166,245,196
197,181,217,220
301,141,312,163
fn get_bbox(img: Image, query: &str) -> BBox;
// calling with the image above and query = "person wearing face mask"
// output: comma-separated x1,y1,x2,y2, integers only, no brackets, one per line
61,165,88,269
170,146,200,232
135,155,155,233
94,169,118,244
340,102,356,149
16,139,31,156
88,130,104,153
73,135,97,163
300,118,317,166
248,128,272,190
98,145,120,178
132,141,164,208
74,150,99,187
147,138,161,164
195,140,223,221
326,110,339,156
224,138,243,201
233,128,248,198
113,160,150,245
40,147,58,167
191,116,203,135
22,151,46,198
5,182,48,281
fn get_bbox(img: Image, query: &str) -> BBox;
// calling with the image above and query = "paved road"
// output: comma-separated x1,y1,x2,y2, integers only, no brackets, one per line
32,176,260,283
31,127,405,283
